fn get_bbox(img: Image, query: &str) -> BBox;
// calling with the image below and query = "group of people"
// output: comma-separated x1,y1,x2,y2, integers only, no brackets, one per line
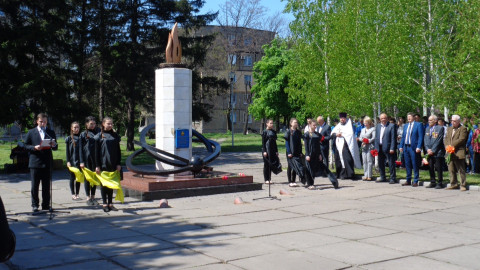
262,111,474,192
24,113,122,213
262,117,338,190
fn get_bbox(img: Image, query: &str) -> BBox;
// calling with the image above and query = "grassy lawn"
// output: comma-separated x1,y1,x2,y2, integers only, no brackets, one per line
1,133,480,186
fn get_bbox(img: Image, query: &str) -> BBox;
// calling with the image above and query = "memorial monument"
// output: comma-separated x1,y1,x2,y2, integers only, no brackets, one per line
122,23,261,200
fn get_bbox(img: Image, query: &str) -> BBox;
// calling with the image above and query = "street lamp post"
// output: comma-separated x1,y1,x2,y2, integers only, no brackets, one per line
229,71,235,147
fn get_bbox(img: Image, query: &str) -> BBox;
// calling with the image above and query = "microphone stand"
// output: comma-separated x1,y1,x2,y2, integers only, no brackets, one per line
32,131,70,220
254,151,280,201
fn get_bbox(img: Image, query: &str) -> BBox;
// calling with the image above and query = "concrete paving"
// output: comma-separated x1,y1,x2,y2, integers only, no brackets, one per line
1,152,480,270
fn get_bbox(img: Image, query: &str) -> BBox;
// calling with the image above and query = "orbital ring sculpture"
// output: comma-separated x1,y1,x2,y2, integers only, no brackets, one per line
126,124,221,176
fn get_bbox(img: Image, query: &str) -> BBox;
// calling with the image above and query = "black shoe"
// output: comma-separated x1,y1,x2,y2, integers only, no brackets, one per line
42,206,50,211
91,199,100,206
435,184,444,189
426,182,436,188
108,205,118,211
32,206,39,212
103,205,110,212
86,199,94,206
389,180,396,184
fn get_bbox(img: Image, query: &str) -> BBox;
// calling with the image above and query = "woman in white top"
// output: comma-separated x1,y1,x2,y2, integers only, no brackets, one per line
359,116,376,180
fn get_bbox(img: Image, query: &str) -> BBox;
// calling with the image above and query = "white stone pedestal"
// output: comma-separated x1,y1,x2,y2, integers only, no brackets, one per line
155,68,192,171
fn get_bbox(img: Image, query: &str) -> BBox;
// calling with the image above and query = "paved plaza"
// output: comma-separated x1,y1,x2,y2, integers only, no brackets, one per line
1,152,480,270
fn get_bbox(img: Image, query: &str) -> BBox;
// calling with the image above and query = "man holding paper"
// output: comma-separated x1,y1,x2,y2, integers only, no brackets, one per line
24,113,58,212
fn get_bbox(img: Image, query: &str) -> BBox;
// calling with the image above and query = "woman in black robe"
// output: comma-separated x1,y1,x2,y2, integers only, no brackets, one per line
79,116,101,206
284,118,305,187
304,121,339,189
262,119,281,184
95,117,122,213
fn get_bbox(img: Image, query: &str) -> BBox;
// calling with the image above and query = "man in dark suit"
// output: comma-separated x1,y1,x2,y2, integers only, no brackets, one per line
424,115,445,189
444,114,468,191
399,112,425,187
24,113,58,212
374,113,397,183
316,116,331,167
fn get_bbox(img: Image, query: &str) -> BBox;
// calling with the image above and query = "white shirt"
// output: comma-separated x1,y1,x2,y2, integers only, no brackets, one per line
37,126,45,140
380,124,386,144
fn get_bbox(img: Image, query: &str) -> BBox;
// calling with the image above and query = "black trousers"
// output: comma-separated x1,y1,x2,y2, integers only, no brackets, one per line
84,180,97,196
30,167,51,209
287,163,297,183
69,172,81,195
378,149,396,182
263,159,272,181
428,156,444,184
101,186,113,205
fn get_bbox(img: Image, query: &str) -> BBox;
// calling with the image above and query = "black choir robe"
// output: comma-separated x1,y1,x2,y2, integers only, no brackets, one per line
304,131,339,188
284,129,305,181
262,129,282,175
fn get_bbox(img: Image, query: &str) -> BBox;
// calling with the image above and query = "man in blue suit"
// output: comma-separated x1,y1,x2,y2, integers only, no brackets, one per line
399,112,424,186
374,113,397,183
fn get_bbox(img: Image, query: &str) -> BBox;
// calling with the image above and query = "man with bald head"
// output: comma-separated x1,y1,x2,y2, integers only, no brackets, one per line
374,113,397,183
424,115,445,189
445,115,468,191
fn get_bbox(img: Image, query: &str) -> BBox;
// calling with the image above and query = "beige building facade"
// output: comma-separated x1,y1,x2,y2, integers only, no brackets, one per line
192,26,276,133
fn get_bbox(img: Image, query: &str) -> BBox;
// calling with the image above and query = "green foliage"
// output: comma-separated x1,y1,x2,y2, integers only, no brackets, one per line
0,0,220,137
249,38,298,121
282,0,480,120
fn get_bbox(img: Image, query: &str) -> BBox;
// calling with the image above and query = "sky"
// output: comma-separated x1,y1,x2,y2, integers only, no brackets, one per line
199,0,295,26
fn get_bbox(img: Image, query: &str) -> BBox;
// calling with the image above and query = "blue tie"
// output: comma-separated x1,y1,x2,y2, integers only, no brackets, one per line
406,123,412,144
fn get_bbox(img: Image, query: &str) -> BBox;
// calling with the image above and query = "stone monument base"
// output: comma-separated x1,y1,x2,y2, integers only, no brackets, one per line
122,171,261,201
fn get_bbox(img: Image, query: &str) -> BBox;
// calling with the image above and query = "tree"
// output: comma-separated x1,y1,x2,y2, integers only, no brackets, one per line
249,39,296,128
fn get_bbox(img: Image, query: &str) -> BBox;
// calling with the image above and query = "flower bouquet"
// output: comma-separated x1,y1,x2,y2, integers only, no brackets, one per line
445,145,455,164
362,138,369,144
422,154,429,165
370,149,379,157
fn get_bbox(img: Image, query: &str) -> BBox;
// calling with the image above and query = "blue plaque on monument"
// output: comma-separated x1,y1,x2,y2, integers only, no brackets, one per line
175,129,189,149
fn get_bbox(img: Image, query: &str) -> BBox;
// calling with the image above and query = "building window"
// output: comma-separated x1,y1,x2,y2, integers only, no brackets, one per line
241,112,253,123
227,54,236,65
231,93,237,108
244,75,252,85
243,55,253,66
244,37,252,46
230,111,237,123
228,34,236,45
243,93,251,104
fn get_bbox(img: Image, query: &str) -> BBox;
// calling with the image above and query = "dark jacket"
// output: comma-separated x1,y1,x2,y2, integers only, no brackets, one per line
424,125,445,157
24,127,58,169
65,135,80,167
79,128,100,170
284,129,303,157
316,123,331,150
374,122,397,153
95,130,121,171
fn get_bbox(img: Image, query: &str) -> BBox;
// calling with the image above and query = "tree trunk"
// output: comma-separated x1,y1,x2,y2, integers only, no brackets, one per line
126,98,135,151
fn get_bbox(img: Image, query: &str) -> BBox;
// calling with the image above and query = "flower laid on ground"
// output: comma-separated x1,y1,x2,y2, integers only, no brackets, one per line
370,149,378,157
363,138,369,144
238,173,245,177
446,145,455,164
222,175,229,180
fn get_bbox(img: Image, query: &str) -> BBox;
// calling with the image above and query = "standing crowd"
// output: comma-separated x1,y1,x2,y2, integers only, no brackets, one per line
262,112,478,191
24,113,123,213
